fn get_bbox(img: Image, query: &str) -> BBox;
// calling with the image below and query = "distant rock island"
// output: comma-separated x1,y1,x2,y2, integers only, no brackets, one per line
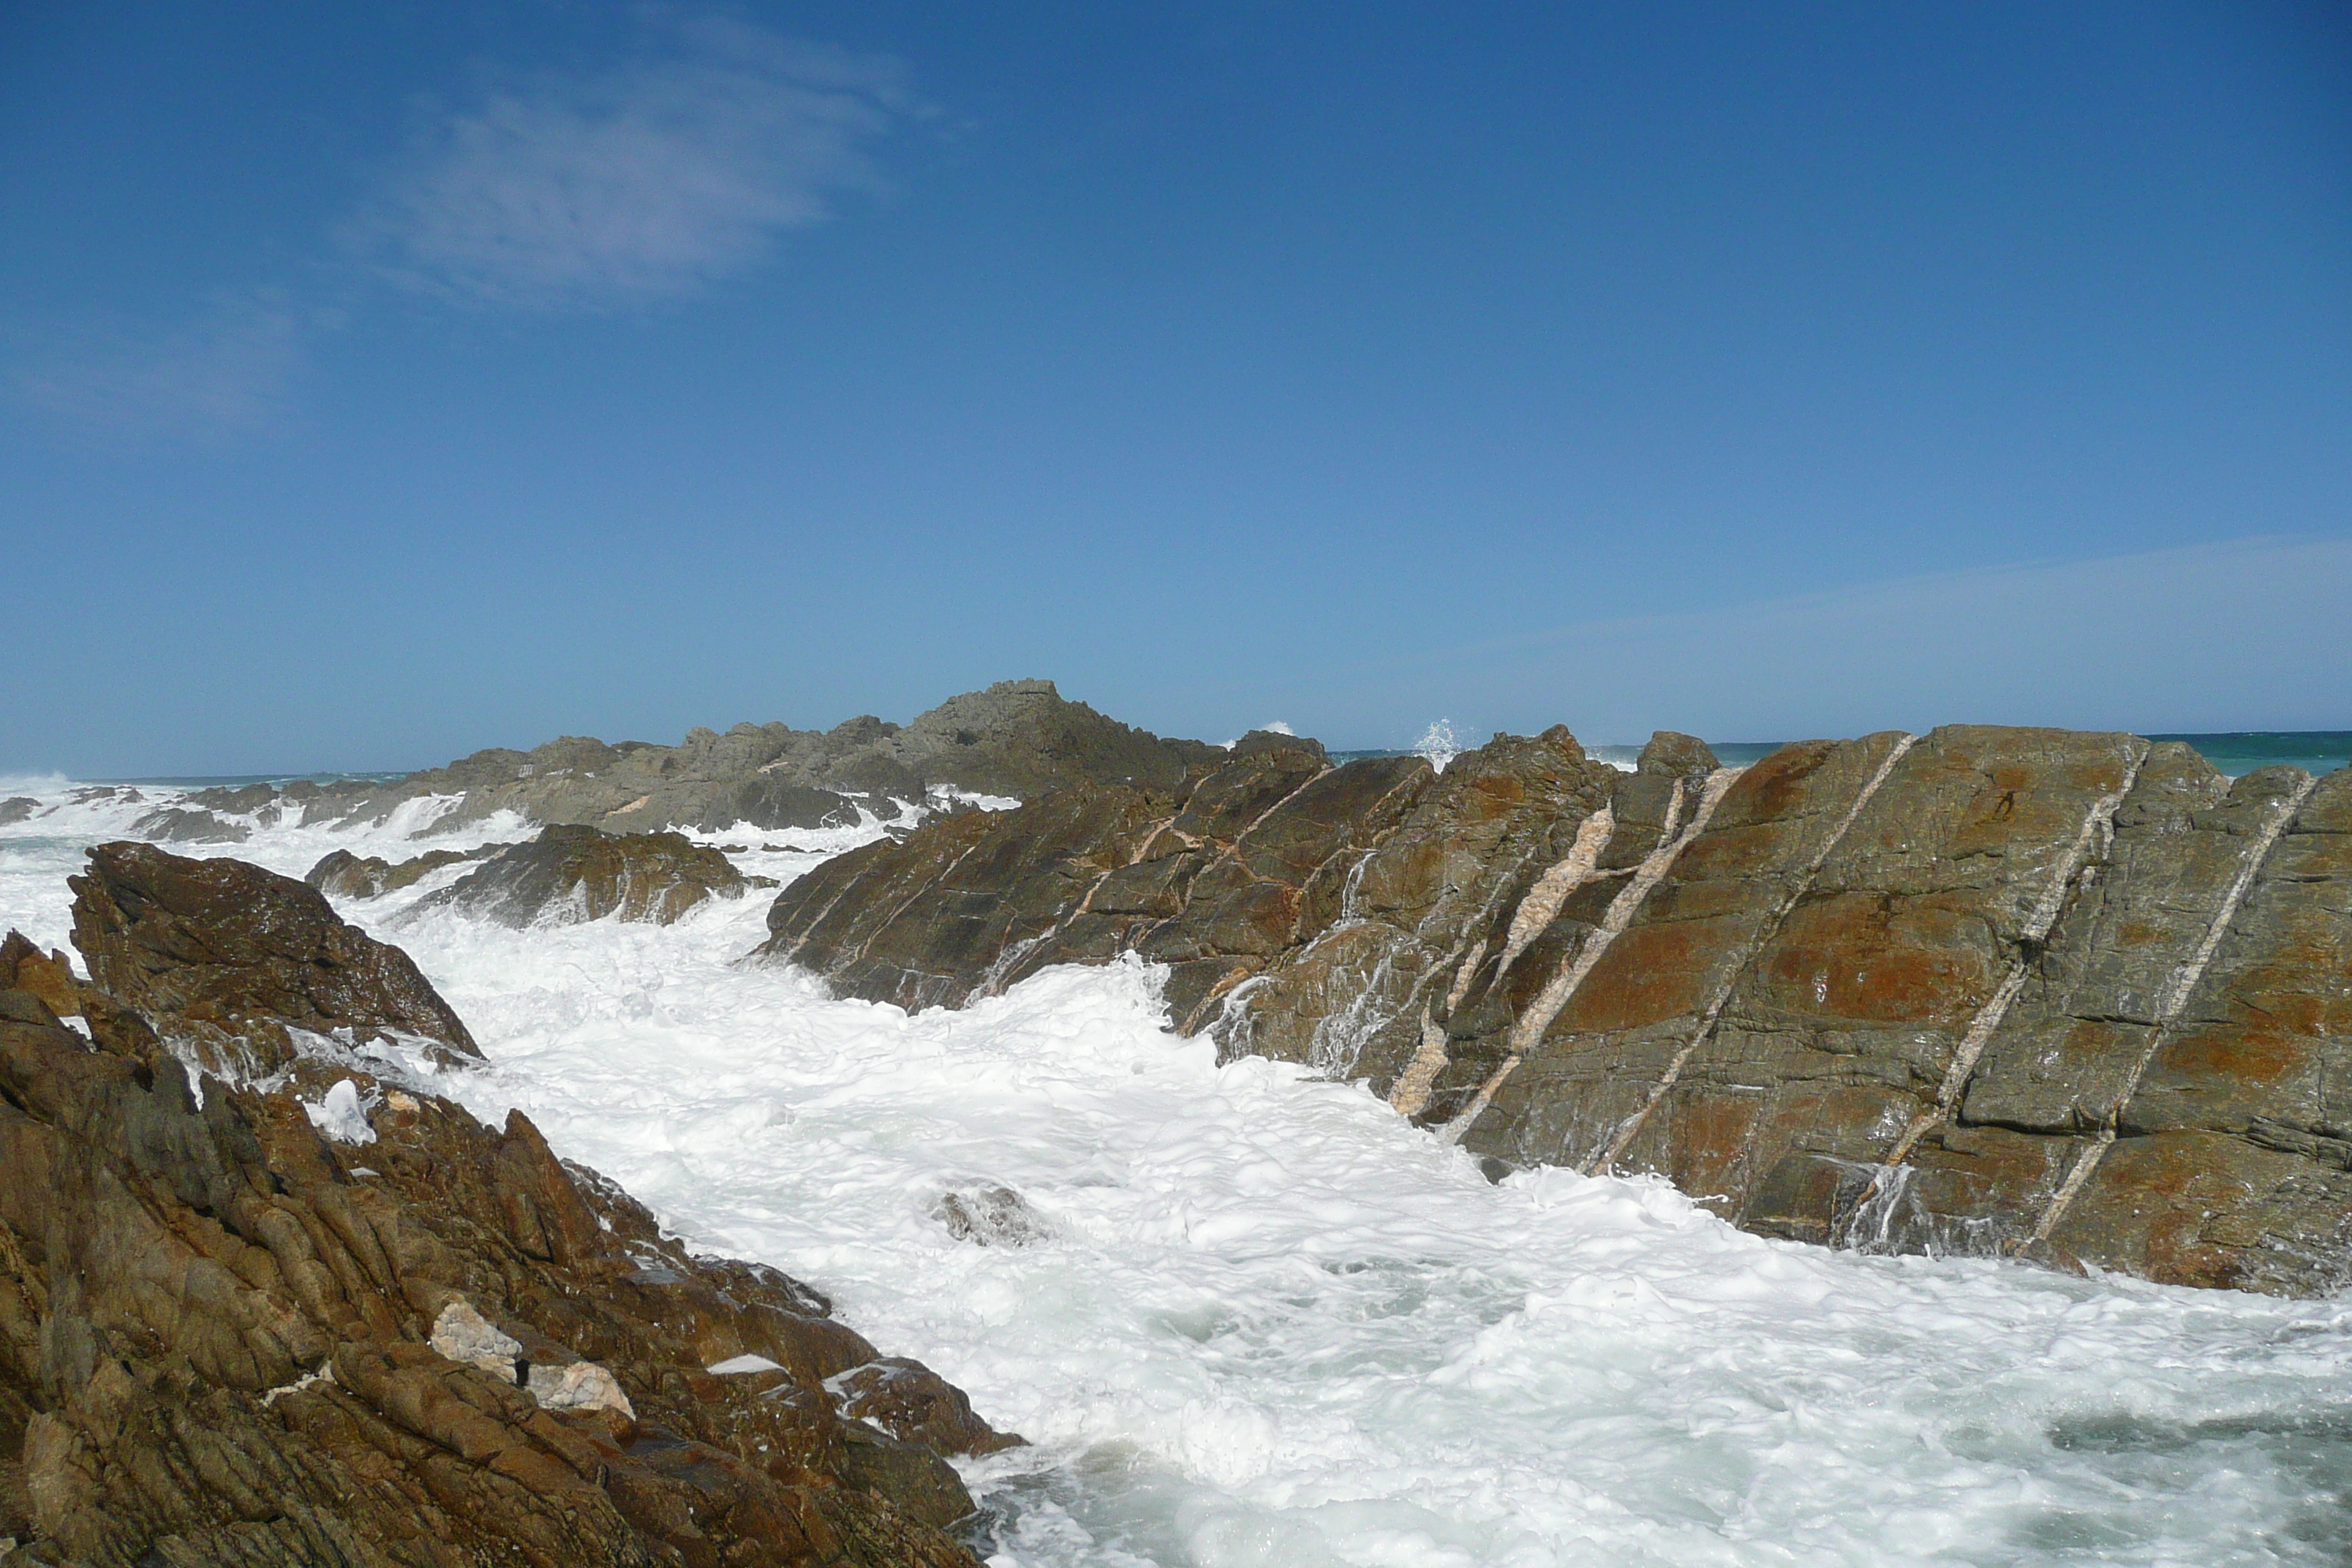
71,682,2352,1297
132,679,1229,846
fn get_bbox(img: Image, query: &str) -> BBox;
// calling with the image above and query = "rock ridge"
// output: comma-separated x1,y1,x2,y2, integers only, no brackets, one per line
756,720,2352,1295
114,681,1227,846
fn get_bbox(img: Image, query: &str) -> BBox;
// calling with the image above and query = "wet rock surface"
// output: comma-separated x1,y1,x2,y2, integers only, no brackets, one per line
761,720,2352,1295
71,842,480,1077
306,846,503,902
412,825,768,928
0,853,1009,1565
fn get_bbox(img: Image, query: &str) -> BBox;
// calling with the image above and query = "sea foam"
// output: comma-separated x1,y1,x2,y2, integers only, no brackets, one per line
5,782,2351,1567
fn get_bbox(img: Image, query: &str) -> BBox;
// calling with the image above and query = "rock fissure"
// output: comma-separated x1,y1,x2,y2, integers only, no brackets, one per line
1878,741,2150,1172
2024,769,2324,1248
1588,735,1920,1175
1443,766,1744,1145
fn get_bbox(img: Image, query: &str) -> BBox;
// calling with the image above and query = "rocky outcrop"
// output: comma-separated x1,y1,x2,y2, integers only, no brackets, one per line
252,680,1225,842
0,797,37,826
0,930,83,1019
758,735,1450,1028
306,846,504,901
0,857,1009,1564
69,842,480,1077
130,805,252,844
757,720,2352,1296
412,826,769,928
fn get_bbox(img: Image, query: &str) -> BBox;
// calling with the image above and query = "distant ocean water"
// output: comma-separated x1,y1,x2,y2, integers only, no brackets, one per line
1339,731,2352,778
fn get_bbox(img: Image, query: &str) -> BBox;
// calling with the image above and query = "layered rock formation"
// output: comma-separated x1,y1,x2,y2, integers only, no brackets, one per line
410,826,772,928
758,723,2352,1296
0,848,1009,1565
166,681,1225,843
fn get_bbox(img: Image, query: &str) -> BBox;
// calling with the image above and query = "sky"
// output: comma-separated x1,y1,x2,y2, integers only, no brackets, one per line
3,2,2348,774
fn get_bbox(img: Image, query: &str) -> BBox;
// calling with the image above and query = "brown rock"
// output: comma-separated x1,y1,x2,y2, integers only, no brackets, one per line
1,930,83,1019
305,845,502,901
413,825,758,927
747,703,2352,1295
0,859,1003,1566
69,841,480,1074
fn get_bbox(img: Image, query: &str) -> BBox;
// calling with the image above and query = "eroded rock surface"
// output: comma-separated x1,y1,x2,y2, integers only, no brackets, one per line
0,852,1011,1564
760,720,2352,1295
412,825,768,927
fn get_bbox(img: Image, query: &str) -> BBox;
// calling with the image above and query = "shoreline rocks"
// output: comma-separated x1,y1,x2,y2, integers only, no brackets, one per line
70,841,481,1077
755,720,2352,1297
306,845,503,901
175,679,1226,845
0,844,1011,1565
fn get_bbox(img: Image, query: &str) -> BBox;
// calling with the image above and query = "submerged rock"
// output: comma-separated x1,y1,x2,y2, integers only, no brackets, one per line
0,853,1006,1566
69,840,479,1074
929,1183,1050,1247
416,823,765,927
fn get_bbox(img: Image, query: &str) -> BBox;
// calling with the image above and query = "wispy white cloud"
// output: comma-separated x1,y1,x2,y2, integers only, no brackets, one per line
8,295,309,441
355,18,914,310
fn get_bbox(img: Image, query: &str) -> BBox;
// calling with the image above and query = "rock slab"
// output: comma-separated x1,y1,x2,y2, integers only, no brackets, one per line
760,720,2352,1296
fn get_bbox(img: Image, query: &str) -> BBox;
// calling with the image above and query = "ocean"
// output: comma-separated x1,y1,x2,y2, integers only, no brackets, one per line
4,756,2350,1568
1337,731,2352,780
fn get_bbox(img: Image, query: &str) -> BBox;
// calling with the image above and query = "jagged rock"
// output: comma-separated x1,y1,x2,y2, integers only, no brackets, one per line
186,783,279,815
758,739,1427,1025
828,1360,1025,1457
755,715,2352,1297
274,679,1227,840
415,825,757,927
0,930,83,1019
69,841,479,1075
761,732,1615,1054
0,860,1004,1565
305,845,502,900
0,797,37,825
130,805,251,844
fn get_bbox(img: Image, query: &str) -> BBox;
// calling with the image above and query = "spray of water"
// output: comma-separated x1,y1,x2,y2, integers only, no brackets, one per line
1413,719,1460,773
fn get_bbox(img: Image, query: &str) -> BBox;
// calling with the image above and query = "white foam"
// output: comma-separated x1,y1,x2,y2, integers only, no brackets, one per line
4,790,2351,1567
304,1077,378,1145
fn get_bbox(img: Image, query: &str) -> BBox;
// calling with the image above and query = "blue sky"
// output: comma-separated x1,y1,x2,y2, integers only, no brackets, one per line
4,3,2348,774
